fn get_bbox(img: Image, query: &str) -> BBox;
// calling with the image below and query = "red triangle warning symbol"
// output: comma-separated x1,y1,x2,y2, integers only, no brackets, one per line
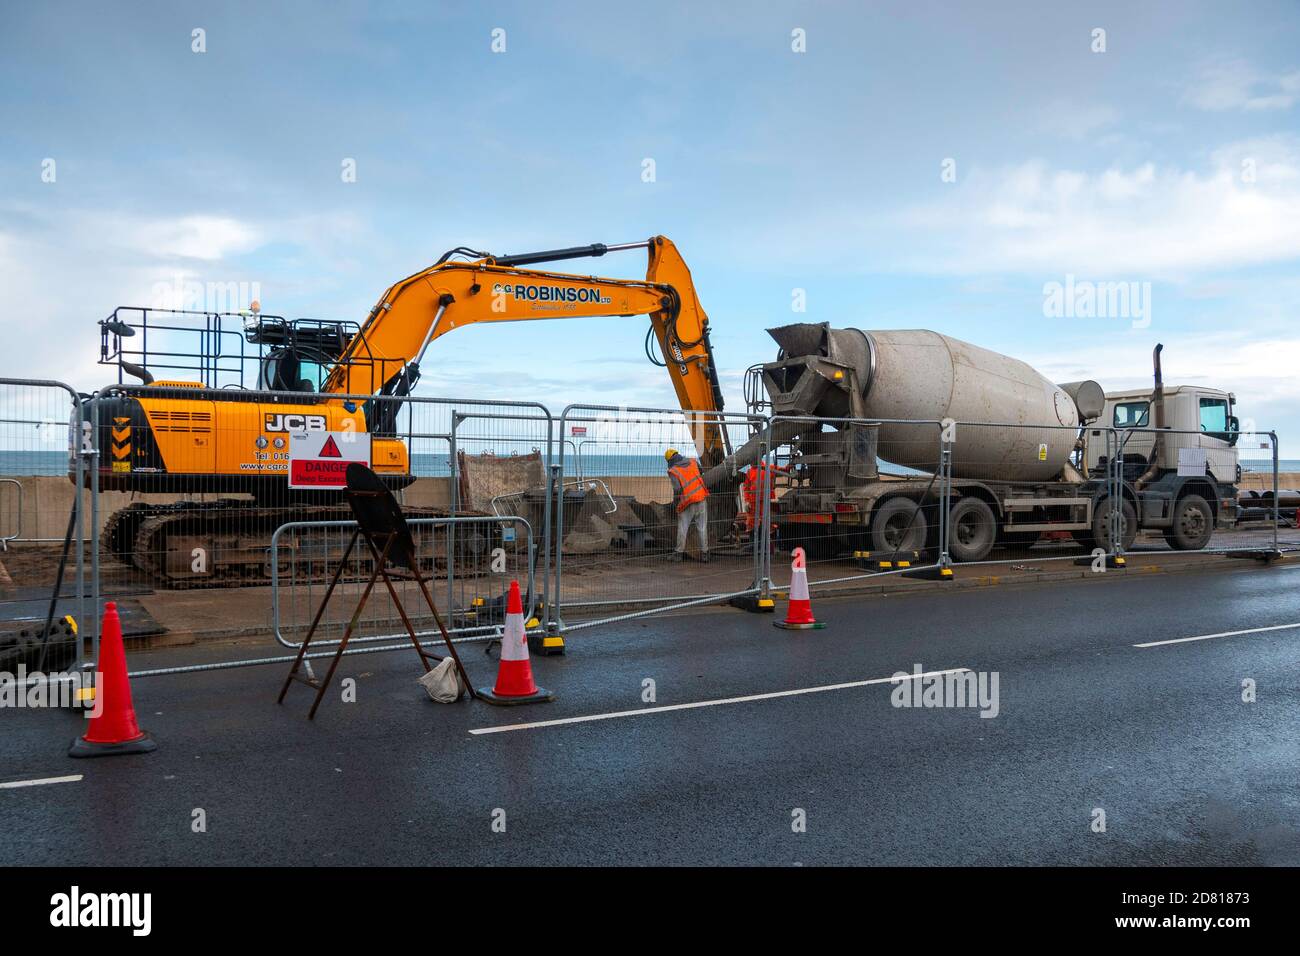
318,435,342,458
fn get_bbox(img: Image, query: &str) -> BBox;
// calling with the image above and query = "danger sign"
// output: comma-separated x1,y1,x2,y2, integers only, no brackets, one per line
288,430,371,489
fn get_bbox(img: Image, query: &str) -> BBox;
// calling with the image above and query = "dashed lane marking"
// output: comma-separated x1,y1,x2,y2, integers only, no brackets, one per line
1134,622,1300,648
0,774,83,790
470,667,971,735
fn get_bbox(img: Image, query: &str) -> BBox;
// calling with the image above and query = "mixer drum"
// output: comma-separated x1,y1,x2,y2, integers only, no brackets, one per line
860,330,1079,482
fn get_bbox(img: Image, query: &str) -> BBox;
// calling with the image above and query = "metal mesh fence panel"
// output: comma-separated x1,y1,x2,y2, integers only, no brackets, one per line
554,405,768,627
765,416,947,592
74,384,551,648
6,359,1290,671
1114,425,1288,558
1232,430,1291,553
940,421,1117,569
271,514,537,651
0,379,94,679
448,409,555,620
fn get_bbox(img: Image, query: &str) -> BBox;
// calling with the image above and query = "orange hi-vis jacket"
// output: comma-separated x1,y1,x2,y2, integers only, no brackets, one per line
742,462,787,503
668,458,709,513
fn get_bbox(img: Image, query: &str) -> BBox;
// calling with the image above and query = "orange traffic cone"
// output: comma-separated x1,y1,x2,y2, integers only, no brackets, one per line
69,602,156,758
774,547,825,631
478,581,555,705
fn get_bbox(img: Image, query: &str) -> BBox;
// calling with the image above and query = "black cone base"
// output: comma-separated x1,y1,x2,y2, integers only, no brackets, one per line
476,686,555,706
69,733,157,759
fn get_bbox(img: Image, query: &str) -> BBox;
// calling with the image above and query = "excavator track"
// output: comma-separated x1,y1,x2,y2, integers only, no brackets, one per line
103,500,460,589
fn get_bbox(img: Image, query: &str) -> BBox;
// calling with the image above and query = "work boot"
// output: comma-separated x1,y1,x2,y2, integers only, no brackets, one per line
699,553,711,563
669,552,685,563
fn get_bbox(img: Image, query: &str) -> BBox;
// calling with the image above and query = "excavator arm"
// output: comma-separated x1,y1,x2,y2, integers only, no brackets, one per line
322,236,729,463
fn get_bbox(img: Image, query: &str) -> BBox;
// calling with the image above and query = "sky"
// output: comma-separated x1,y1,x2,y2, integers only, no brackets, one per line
2,0,1299,454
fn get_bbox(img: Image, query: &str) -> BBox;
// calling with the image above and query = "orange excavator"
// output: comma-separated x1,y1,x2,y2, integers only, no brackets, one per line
80,236,730,585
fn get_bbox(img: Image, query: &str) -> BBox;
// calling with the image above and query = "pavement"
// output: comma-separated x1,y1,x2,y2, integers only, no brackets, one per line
2,559,1298,866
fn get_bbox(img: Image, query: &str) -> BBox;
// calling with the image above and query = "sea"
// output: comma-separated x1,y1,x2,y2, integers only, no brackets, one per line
4,450,1298,479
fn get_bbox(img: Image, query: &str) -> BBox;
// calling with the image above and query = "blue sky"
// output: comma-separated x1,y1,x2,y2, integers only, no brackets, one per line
2,0,1299,454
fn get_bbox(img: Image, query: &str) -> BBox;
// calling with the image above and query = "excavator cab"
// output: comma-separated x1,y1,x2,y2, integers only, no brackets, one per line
246,318,357,393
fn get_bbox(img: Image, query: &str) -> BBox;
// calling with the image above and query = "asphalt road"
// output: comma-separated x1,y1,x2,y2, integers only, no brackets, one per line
3,562,1298,865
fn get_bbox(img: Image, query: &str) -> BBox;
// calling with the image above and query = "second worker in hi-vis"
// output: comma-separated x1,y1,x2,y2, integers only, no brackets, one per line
665,447,710,563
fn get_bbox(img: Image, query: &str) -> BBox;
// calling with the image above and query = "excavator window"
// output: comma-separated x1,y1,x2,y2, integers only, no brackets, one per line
259,349,320,392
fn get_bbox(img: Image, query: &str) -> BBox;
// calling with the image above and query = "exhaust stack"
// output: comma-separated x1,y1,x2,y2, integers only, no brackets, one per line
1135,343,1164,490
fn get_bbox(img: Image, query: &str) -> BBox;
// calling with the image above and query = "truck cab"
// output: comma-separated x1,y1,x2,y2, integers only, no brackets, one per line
1085,385,1240,484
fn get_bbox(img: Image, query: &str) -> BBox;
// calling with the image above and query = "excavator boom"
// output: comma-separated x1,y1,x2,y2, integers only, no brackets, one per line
324,235,727,460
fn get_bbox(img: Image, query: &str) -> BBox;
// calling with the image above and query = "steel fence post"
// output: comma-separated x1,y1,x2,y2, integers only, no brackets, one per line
68,387,86,674
551,406,568,636
88,387,101,664
541,408,554,622
448,411,460,615
757,434,771,599
1110,427,1122,560
547,462,561,633
73,390,86,673
939,422,952,570
1272,430,1280,554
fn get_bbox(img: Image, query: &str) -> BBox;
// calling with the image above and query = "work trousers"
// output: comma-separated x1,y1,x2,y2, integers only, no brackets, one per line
675,499,709,554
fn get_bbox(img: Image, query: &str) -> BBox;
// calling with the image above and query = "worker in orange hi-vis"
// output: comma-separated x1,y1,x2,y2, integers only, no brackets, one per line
665,447,710,563
740,461,789,533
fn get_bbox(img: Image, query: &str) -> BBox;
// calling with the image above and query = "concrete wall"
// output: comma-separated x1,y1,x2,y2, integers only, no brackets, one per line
0,475,456,540
596,475,673,504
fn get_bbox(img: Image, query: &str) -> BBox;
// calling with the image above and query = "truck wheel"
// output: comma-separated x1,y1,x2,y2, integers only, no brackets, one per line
871,497,928,554
1165,494,1213,550
948,498,996,562
1091,497,1137,552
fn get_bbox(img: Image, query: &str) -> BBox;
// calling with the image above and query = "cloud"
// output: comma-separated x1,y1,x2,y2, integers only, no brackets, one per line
124,215,262,261
0,206,269,386
1183,58,1300,112
888,137,1300,277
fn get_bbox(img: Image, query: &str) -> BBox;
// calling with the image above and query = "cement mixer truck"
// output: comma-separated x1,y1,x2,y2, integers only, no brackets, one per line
713,324,1240,562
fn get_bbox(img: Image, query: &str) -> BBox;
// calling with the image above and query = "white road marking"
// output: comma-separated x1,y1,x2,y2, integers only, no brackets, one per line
0,774,83,790
1134,622,1300,648
470,667,971,735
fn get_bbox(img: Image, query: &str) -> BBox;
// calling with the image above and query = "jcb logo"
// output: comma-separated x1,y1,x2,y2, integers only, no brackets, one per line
265,414,327,432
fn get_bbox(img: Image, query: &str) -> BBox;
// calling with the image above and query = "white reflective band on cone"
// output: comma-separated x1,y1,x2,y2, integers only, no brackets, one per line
500,612,530,662
789,567,810,602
